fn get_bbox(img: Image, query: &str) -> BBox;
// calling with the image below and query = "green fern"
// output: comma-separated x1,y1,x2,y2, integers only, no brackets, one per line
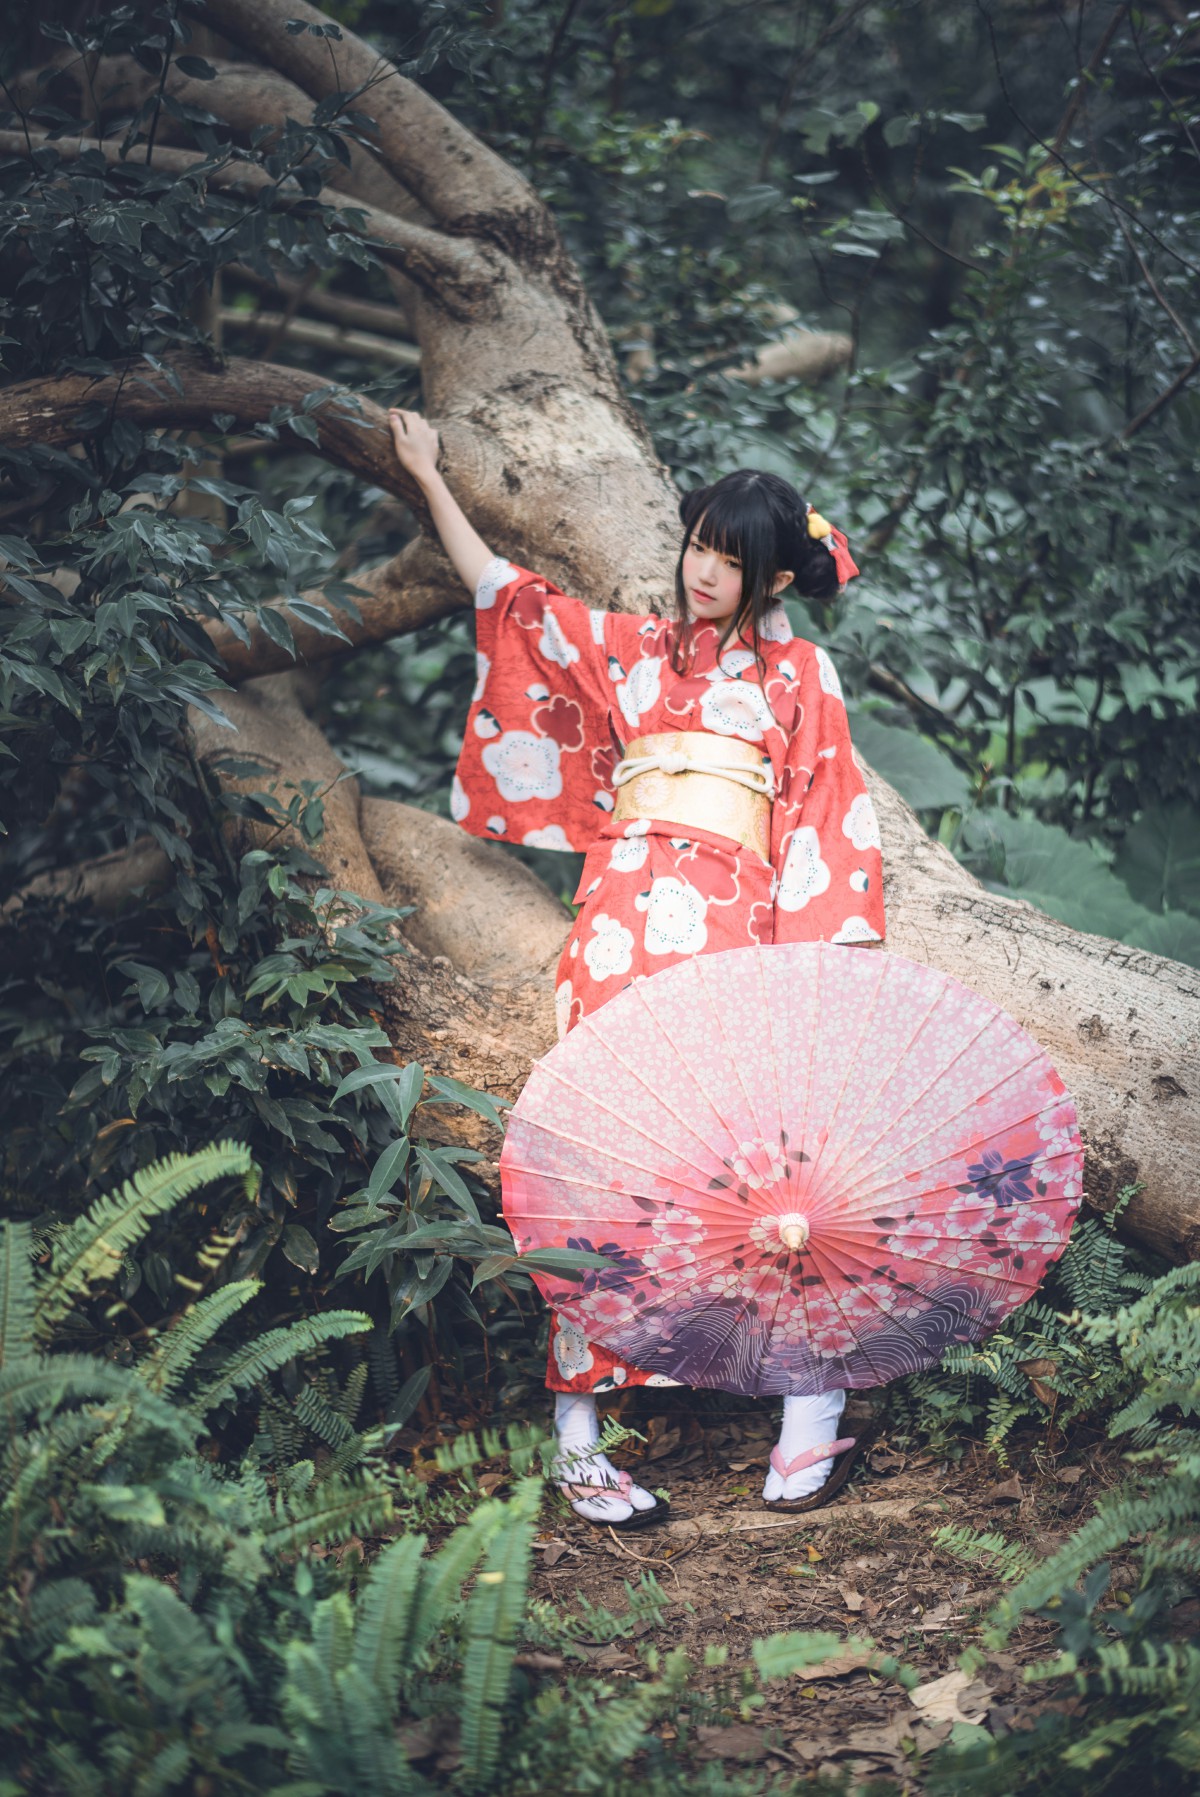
137,1278,260,1396
934,1523,1036,1583
459,1475,543,1787
0,1220,37,1370
35,1142,255,1335
349,1533,428,1694
189,1310,371,1416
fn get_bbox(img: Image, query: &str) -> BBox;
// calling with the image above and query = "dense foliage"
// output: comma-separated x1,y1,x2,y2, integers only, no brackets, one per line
1,0,1198,1790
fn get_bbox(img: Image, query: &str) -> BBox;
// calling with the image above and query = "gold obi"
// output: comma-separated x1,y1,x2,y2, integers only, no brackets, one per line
612,731,773,861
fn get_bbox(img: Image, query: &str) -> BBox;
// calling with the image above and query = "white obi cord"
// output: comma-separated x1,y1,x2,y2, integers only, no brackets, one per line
612,749,775,799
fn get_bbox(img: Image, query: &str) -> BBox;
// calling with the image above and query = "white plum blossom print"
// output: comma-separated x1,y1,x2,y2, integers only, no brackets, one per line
473,709,500,739
473,651,491,701
615,656,663,728
552,1318,594,1380
718,648,757,676
649,1210,706,1247
832,915,882,944
776,826,831,912
849,868,870,893
759,606,792,643
523,823,574,850
554,979,575,1039
475,557,518,610
842,791,882,852
538,607,581,669
582,913,635,981
635,876,709,955
588,609,607,644
998,1208,1063,1250
706,1268,750,1300
486,815,506,835
482,730,563,802
642,1241,698,1276
730,1139,788,1190
814,645,844,701
449,775,470,823
699,679,774,739
580,1289,637,1335
609,833,650,873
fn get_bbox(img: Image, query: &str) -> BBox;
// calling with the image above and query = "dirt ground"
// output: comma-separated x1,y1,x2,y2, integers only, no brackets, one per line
502,1390,1123,1790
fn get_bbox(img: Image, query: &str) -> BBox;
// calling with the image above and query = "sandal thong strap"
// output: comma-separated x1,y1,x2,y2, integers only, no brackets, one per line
770,1437,856,1481
561,1469,633,1504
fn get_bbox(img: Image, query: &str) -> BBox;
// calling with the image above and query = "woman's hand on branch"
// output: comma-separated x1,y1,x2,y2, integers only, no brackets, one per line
388,406,495,595
388,407,440,483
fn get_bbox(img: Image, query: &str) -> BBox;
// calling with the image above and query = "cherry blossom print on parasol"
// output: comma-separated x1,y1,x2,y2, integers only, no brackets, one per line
501,942,1083,1397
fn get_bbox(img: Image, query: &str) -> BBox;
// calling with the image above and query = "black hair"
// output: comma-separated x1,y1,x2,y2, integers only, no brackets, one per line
669,468,843,674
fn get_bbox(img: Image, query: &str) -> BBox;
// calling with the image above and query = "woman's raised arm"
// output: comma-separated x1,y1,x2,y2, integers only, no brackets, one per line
388,408,495,594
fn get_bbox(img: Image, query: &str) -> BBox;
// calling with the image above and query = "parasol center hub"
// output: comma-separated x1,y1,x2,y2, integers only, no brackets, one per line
777,1212,810,1252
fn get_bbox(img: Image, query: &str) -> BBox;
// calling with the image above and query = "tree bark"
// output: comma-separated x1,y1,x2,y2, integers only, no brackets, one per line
8,0,1198,1262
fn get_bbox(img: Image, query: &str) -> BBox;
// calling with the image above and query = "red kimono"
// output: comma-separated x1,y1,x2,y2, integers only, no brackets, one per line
454,558,886,1391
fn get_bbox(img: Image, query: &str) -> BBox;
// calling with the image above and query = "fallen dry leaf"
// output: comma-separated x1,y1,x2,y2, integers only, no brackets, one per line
591,1646,636,1672
840,1587,864,1612
1019,1357,1059,1406
987,1474,1024,1504
540,1539,569,1567
797,1647,885,1682
909,1669,993,1726
694,1723,769,1762
917,1600,955,1631
476,1471,506,1496
1056,1465,1085,1485
841,1716,912,1758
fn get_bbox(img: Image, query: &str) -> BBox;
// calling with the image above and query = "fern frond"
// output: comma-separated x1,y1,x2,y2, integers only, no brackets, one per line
0,1220,37,1370
350,1533,428,1697
458,1475,542,1788
260,1476,395,1555
0,1355,191,1443
35,1143,254,1335
138,1280,260,1397
407,1493,514,1666
294,1383,357,1449
189,1311,370,1416
934,1523,1036,1583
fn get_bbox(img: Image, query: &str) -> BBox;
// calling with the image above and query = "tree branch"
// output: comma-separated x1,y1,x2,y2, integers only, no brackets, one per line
0,130,491,306
206,536,463,683
220,306,419,368
0,352,415,496
200,0,543,241
227,263,416,340
1121,348,1200,439
729,329,854,386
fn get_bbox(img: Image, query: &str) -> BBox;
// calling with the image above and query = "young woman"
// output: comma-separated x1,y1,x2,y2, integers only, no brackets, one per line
389,408,885,1527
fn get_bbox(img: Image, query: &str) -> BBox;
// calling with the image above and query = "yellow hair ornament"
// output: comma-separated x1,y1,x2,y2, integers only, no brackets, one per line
807,509,833,540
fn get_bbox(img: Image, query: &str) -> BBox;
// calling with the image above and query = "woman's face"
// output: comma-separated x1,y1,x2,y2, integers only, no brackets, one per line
681,532,745,623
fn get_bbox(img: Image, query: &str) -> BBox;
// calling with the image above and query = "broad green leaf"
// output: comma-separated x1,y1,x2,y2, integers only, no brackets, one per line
1113,801,1200,919
849,712,971,812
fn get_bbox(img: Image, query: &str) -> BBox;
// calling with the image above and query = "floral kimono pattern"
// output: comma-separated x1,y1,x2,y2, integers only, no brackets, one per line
454,558,886,1392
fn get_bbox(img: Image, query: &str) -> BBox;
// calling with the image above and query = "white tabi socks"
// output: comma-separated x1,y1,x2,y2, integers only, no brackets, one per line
763,1389,848,1503
553,1392,658,1525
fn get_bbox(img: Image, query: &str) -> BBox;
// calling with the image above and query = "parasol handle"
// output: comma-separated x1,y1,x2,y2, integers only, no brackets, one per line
778,1214,810,1252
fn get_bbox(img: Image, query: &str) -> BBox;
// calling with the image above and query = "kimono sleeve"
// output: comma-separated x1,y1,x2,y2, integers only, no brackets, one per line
452,557,618,852
770,642,886,946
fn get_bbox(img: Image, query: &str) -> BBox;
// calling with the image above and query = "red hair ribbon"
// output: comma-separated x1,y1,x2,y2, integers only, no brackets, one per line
806,505,860,586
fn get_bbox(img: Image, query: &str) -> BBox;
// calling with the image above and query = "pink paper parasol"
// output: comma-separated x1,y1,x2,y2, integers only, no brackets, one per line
502,943,1083,1396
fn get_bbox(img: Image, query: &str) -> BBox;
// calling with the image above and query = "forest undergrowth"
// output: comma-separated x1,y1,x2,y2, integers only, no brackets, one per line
2,1,1199,1790
3,1134,1199,1795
